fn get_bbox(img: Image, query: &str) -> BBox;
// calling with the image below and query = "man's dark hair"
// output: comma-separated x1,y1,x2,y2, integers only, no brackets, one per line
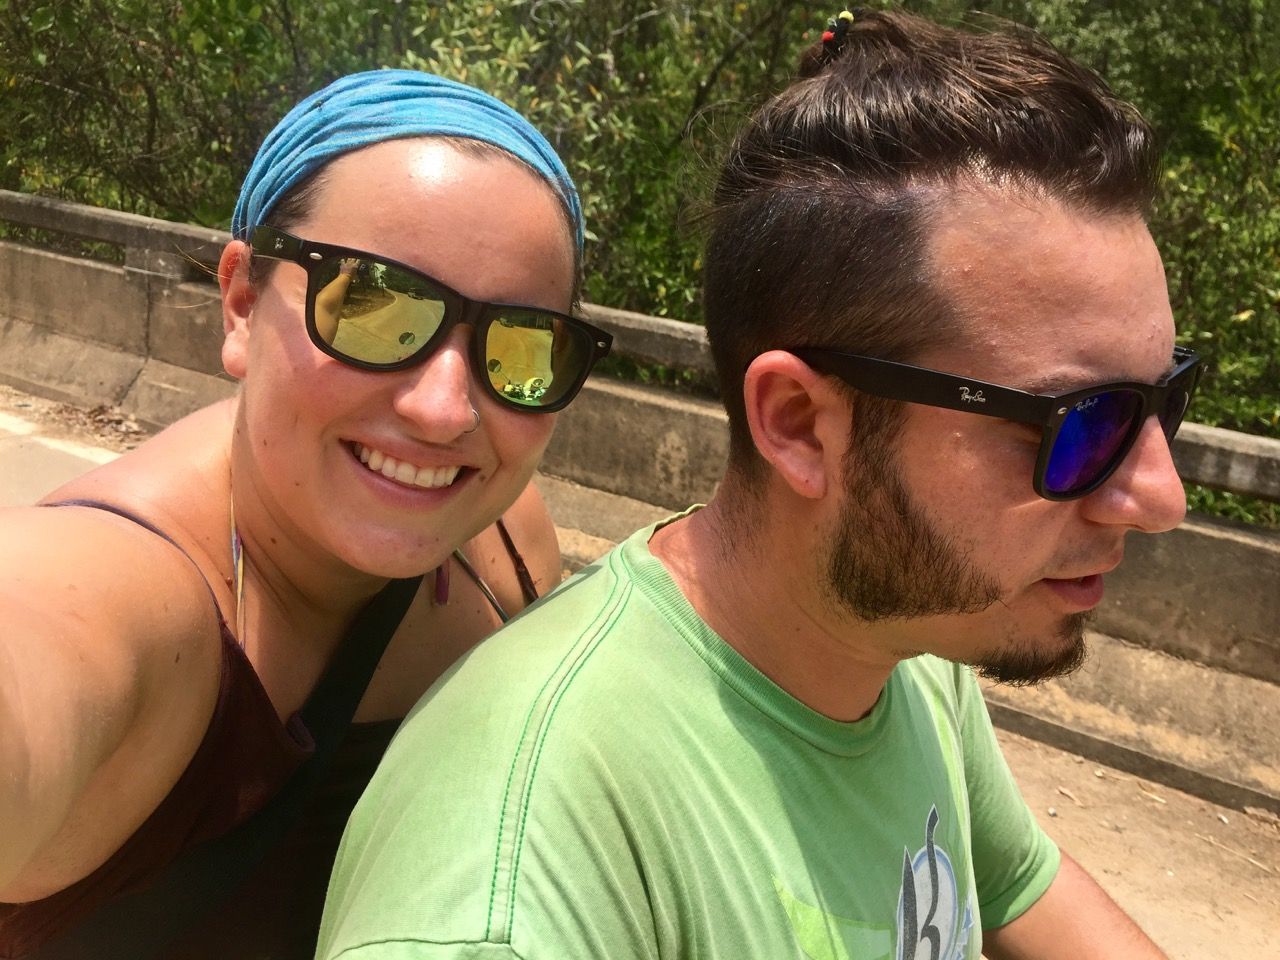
703,8,1159,477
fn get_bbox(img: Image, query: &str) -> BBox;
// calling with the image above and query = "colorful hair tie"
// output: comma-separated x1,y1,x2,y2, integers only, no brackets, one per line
822,9,856,59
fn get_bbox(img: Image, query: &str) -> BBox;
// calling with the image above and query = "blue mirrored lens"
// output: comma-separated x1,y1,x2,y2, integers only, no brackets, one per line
1044,390,1143,494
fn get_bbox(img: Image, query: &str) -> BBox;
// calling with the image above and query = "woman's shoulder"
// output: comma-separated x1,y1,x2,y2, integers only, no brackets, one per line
0,499,227,900
0,498,228,697
8,394,237,645
37,402,237,587
43,400,235,511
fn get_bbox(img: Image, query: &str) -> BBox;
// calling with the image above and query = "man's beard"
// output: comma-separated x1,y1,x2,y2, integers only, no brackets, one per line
824,434,1088,686
972,612,1090,686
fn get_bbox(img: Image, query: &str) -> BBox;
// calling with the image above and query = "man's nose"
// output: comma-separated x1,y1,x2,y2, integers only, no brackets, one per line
1080,416,1188,533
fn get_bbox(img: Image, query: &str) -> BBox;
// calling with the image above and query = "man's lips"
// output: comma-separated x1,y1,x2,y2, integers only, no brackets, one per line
1040,573,1106,610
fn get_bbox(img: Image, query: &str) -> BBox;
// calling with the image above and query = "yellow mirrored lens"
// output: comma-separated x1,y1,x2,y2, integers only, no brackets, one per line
315,259,447,364
486,317,556,405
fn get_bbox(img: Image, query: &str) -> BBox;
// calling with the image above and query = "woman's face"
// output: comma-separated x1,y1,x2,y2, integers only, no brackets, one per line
224,138,577,578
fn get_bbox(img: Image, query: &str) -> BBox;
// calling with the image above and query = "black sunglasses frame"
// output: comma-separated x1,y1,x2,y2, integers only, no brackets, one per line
249,225,613,413
793,345,1202,501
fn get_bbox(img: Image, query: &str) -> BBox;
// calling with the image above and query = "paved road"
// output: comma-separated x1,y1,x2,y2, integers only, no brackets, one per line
2,384,1277,959
0,401,120,503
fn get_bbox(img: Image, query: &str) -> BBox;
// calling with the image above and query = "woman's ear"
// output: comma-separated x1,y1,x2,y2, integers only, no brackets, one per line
219,240,255,380
742,350,851,501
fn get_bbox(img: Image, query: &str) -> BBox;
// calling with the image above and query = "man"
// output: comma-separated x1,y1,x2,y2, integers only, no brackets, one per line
318,10,1196,959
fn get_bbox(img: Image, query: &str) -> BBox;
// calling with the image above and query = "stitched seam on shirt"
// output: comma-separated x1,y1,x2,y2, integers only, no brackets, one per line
484,555,630,942
506,577,632,930
333,938,529,959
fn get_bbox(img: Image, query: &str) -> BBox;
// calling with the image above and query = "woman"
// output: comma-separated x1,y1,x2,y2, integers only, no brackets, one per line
0,70,611,958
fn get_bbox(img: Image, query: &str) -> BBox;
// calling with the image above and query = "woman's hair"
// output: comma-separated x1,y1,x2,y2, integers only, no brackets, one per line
703,8,1159,476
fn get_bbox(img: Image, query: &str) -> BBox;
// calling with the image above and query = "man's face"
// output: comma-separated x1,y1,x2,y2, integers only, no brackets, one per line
823,187,1187,682
825,425,1088,685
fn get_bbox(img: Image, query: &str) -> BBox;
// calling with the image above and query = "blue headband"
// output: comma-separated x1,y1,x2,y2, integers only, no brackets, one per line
231,69,583,251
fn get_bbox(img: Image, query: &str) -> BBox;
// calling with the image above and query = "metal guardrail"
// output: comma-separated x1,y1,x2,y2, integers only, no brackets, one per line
3,188,1278,505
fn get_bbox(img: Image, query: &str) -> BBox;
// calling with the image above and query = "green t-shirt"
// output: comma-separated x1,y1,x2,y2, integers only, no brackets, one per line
318,519,1059,960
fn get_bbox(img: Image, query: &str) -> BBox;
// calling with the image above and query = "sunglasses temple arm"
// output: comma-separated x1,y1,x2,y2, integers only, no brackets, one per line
247,225,306,264
796,351,1048,424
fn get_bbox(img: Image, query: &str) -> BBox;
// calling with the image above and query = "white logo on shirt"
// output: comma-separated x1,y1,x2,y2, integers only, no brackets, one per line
895,806,975,960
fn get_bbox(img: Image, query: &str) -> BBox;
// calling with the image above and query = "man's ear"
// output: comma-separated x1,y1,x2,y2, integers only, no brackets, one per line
742,350,851,501
219,240,255,380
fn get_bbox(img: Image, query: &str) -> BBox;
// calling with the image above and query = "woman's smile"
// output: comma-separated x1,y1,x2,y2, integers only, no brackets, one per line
353,441,465,490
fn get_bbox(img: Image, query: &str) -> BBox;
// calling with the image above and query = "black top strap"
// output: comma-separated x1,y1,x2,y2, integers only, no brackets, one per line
41,499,233,629
44,499,185,547
495,517,540,606
44,498,422,749
298,573,423,743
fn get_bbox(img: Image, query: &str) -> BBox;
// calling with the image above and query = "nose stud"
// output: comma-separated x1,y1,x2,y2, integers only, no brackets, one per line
463,405,481,435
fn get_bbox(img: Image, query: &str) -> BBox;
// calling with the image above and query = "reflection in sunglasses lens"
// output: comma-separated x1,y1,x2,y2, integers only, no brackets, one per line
1044,390,1142,494
486,312,562,407
307,254,602,410
314,257,448,364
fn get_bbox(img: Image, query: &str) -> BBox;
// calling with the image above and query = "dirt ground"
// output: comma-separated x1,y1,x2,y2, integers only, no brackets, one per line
4,384,1279,958
0,383,149,452
999,730,1280,959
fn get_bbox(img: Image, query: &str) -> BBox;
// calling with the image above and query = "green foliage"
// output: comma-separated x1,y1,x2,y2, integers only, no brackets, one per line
1157,73,1280,439
1,0,1278,519
1,0,428,221
0,222,124,264
594,354,713,394
383,0,821,318
1186,484,1279,529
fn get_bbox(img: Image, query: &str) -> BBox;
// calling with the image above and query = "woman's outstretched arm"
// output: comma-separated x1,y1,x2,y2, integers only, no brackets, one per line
0,506,219,902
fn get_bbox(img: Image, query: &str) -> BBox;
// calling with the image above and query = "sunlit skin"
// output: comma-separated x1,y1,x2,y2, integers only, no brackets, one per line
221,138,576,606
0,139,575,902
652,185,1188,723
880,186,1187,672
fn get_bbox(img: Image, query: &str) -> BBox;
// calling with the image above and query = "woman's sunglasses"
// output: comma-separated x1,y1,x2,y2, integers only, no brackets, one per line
793,345,1202,501
250,226,613,413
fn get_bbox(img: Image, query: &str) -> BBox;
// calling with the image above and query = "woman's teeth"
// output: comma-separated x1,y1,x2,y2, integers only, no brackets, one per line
354,443,461,489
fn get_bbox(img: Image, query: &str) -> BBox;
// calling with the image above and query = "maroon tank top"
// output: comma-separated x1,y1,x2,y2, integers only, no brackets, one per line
0,503,538,959
0,508,311,957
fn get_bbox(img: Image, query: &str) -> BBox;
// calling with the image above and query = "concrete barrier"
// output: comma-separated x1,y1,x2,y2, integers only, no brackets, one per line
2,190,1277,685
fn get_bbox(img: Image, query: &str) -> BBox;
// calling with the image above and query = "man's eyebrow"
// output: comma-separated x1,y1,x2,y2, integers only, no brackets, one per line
1021,361,1179,395
1019,372,1091,394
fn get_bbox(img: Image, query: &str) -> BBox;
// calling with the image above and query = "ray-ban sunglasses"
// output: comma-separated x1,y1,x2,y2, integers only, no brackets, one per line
250,225,613,413
793,345,1202,501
